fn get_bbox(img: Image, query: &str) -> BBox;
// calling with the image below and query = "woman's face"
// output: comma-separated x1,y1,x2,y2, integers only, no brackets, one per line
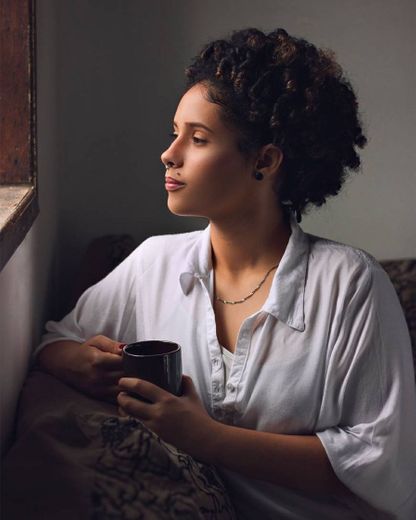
160,83,259,220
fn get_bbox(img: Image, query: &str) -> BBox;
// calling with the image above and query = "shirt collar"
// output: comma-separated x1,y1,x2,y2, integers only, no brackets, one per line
179,215,309,331
179,224,212,294
262,216,309,331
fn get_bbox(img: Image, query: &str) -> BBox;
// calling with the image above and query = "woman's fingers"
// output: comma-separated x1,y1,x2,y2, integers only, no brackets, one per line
88,335,126,355
118,406,129,417
117,392,152,420
94,352,124,370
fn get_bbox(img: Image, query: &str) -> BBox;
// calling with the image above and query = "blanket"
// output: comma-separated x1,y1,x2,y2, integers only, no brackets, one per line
1,370,237,519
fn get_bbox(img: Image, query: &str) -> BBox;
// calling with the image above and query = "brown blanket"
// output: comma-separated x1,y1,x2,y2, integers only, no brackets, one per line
1,370,237,519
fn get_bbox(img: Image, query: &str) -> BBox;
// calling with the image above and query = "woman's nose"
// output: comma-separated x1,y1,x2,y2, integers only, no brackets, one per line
161,148,179,168
160,152,169,164
161,147,172,165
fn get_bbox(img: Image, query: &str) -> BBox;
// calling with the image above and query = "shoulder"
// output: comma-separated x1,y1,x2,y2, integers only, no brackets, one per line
131,228,204,272
305,233,411,355
305,232,388,292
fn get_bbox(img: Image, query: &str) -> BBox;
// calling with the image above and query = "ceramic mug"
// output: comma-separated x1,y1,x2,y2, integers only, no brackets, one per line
122,340,182,402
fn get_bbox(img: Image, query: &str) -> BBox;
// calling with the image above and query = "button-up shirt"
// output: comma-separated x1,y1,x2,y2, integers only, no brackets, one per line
33,217,416,519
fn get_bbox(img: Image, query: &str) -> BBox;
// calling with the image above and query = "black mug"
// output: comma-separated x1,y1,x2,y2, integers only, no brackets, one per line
122,340,182,403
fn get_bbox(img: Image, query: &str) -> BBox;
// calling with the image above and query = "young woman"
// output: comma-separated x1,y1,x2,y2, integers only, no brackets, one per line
35,28,416,519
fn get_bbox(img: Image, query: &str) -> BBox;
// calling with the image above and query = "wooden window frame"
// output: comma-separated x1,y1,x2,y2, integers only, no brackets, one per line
0,0,38,272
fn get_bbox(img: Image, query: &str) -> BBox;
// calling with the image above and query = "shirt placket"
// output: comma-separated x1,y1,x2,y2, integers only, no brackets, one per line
196,272,253,424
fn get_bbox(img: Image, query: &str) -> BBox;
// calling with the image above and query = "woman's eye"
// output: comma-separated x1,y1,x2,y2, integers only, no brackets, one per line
167,133,205,145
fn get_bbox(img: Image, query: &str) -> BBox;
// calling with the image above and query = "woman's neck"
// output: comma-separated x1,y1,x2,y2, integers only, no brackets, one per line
209,211,291,281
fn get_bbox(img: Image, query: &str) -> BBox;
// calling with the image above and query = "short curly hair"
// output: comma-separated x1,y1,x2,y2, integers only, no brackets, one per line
183,27,367,222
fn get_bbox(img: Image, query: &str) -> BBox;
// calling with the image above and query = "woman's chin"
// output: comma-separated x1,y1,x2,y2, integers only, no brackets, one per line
167,204,191,217
167,198,190,215
167,201,204,218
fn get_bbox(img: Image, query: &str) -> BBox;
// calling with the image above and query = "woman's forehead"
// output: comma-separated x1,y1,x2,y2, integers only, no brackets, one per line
174,84,222,130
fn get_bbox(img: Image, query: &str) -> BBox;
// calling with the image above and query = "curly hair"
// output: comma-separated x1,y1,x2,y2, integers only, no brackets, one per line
183,27,367,222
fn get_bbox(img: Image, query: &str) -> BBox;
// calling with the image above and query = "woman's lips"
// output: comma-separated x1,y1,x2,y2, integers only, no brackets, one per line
165,176,186,191
165,182,186,191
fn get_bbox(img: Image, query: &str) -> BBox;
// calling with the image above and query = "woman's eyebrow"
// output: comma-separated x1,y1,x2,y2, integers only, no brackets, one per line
173,121,214,134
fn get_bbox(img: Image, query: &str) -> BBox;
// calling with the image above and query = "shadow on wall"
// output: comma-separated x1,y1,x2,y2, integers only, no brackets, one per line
62,234,137,319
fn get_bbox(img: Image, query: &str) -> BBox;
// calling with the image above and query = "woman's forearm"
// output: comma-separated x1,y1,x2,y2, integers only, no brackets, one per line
208,421,352,497
36,340,83,381
35,336,124,403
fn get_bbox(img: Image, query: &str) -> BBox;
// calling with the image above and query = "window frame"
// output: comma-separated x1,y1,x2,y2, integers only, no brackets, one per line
0,0,38,272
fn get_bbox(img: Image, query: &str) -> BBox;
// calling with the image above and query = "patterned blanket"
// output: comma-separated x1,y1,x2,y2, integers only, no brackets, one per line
1,370,237,520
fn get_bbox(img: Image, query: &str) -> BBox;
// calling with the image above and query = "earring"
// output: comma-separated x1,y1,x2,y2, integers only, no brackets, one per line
254,171,264,181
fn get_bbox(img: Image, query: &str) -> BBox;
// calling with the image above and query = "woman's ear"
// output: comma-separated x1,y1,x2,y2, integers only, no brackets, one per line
255,144,283,179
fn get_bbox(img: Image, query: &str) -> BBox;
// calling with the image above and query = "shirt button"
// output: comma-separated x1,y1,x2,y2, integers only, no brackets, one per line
226,383,235,392
213,358,220,366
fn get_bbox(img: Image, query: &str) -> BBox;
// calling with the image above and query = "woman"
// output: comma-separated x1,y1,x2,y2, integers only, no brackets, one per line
35,28,416,518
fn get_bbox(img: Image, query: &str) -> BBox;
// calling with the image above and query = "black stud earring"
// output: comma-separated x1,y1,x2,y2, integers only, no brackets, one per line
254,171,264,181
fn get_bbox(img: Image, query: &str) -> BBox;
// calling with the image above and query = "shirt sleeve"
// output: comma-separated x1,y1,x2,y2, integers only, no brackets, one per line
315,254,416,519
31,239,151,364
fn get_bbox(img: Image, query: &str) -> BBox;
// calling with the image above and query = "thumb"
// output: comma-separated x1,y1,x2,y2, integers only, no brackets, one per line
181,374,197,397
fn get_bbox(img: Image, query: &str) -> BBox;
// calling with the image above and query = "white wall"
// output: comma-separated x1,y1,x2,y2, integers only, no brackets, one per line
0,0,59,454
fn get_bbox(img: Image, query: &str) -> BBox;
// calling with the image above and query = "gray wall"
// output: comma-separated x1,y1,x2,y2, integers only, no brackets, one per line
54,0,205,318
1,0,415,454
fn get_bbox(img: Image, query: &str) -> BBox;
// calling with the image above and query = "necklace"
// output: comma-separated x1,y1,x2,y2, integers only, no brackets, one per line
215,263,279,305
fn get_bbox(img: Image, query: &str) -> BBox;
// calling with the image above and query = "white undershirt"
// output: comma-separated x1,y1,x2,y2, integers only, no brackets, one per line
219,344,234,384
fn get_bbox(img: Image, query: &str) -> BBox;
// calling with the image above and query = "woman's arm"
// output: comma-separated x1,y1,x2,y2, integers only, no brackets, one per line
36,340,84,379
207,421,352,497
36,337,125,403
117,376,352,498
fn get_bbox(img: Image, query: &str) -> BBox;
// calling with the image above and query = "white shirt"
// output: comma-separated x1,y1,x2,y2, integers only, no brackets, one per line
33,217,416,519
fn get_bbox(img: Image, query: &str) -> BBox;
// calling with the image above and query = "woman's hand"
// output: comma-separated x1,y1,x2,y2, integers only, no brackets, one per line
117,375,220,463
70,335,126,404
37,335,125,404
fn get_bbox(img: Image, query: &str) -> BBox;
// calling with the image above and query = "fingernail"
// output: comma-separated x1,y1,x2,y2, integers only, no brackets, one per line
119,343,127,350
